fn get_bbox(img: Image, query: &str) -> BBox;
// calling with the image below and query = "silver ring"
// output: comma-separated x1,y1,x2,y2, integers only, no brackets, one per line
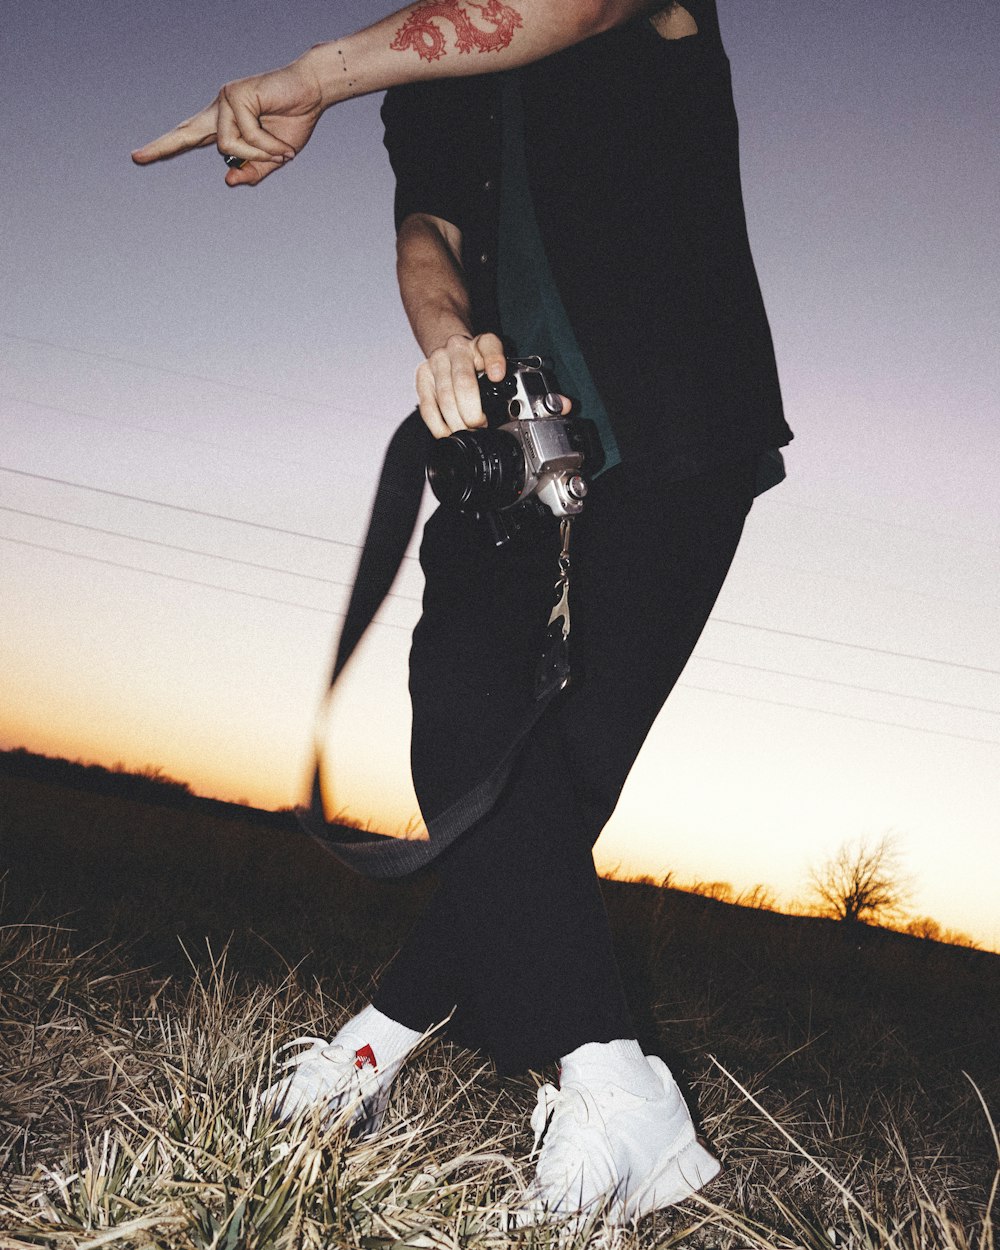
223,154,247,170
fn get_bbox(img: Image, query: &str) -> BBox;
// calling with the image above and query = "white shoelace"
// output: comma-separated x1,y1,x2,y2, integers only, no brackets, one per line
527,1080,622,1212
259,1035,395,1139
530,1082,562,1154
273,1036,356,1075
262,1037,371,1118
531,1083,606,1176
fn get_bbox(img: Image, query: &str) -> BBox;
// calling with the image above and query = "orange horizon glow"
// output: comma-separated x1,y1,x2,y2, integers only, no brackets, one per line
4,718,996,956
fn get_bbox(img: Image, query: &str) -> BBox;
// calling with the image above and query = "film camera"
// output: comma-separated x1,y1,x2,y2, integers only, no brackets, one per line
425,356,604,546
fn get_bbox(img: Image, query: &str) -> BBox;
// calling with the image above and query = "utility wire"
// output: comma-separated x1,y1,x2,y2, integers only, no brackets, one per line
2,397,991,612
692,655,1000,718
0,392,330,469
770,496,999,552
3,461,996,675
7,500,996,711
0,464,421,564
5,501,996,713
0,505,424,603
6,330,997,551
0,536,414,632
5,534,999,742
1,331,371,420
2,401,990,613
747,554,994,613
708,618,1000,678
680,684,1000,747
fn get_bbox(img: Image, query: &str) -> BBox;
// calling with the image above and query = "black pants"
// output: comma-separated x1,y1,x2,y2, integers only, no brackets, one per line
374,456,756,1074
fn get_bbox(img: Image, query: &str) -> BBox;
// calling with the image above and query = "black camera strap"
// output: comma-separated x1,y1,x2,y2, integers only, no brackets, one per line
296,411,430,865
296,410,577,878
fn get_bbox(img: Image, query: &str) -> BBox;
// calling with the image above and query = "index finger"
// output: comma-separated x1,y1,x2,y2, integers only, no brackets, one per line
131,103,218,164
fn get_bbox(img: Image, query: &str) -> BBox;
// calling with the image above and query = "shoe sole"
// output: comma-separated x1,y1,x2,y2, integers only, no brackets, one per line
514,1133,720,1229
620,1129,721,1222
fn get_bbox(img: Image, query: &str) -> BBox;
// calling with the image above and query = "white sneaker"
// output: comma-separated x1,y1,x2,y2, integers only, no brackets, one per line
258,1037,391,1138
519,1055,720,1226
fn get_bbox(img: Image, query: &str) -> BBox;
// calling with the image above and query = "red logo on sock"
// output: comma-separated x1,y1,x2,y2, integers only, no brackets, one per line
355,1044,377,1070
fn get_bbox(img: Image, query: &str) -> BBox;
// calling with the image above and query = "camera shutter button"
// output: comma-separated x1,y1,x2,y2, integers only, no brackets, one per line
567,474,588,500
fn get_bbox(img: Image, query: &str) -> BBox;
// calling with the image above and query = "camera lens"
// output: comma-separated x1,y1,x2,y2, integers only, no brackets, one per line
427,428,526,511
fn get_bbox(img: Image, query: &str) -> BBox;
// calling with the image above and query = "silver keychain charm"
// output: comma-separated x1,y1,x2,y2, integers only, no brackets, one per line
534,517,574,700
547,517,573,642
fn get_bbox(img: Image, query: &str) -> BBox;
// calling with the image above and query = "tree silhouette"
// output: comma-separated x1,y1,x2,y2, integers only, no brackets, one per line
808,834,910,926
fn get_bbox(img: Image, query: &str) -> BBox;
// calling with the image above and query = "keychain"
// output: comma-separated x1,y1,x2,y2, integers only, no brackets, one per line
534,517,574,700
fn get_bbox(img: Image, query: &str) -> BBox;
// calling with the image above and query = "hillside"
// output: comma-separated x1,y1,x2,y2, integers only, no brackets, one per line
0,761,997,1248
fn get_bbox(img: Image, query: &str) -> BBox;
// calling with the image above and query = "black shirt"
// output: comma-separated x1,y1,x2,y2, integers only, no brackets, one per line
381,0,793,479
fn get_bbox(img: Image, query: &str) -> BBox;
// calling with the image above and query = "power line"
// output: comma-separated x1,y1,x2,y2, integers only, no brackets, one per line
709,618,1000,678
0,505,424,603
770,496,999,552
7,331,998,552
2,400,990,613
4,534,998,743
0,392,327,469
0,404,988,612
0,535,415,631
0,464,420,563
746,554,994,613
1,331,371,421
4,461,996,675
5,332,996,552
6,501,996,710
679,684,1000,748
692,655,1000,717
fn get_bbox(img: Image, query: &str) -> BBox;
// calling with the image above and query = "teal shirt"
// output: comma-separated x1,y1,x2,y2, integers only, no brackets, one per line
496,72,622,476
495,70,785,497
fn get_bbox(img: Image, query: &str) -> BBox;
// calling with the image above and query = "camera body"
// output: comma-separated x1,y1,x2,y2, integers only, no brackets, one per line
426,356,603,546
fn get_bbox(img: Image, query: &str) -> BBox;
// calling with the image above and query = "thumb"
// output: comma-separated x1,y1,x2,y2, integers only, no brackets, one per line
224,157,285,186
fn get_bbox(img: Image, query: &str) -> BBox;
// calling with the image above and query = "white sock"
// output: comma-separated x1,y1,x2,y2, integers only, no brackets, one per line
333,1005,422,1075
559,1039,663,1100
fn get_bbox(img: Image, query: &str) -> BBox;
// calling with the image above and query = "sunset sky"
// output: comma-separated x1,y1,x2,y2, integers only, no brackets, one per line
2,1,998,949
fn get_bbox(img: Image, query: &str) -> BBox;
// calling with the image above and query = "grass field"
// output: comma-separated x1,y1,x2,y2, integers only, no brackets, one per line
0,766,997,1249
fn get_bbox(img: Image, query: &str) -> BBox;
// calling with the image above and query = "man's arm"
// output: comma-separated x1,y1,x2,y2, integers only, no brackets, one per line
303,0,650,104
132,0,667,186
397,213,506,438
398,212,569,437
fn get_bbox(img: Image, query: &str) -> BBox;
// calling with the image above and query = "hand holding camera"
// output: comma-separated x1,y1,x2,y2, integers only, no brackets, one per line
426,356,604,546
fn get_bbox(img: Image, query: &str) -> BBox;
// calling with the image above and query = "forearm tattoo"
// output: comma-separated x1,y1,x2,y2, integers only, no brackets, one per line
390,0,524,62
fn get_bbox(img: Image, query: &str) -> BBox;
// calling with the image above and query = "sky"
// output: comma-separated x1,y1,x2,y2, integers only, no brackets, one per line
2,1,998,949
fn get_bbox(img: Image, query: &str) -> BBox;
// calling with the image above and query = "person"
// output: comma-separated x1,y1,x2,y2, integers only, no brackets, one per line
134,0,793,1225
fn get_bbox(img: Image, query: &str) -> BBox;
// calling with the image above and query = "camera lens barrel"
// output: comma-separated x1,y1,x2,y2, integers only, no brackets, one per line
426,428,526,512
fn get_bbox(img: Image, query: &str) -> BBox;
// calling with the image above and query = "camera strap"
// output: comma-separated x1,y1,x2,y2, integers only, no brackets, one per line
296,411,579,877
533,516,573,701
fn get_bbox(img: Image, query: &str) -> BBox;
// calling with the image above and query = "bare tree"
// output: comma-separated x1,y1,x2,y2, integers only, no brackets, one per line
808,834,910,926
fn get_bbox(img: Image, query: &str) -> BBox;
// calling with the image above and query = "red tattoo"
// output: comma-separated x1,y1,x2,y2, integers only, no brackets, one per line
390,0,524,62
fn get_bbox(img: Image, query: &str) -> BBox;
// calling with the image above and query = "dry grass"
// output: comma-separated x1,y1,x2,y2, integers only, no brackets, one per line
0,774,997,1249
